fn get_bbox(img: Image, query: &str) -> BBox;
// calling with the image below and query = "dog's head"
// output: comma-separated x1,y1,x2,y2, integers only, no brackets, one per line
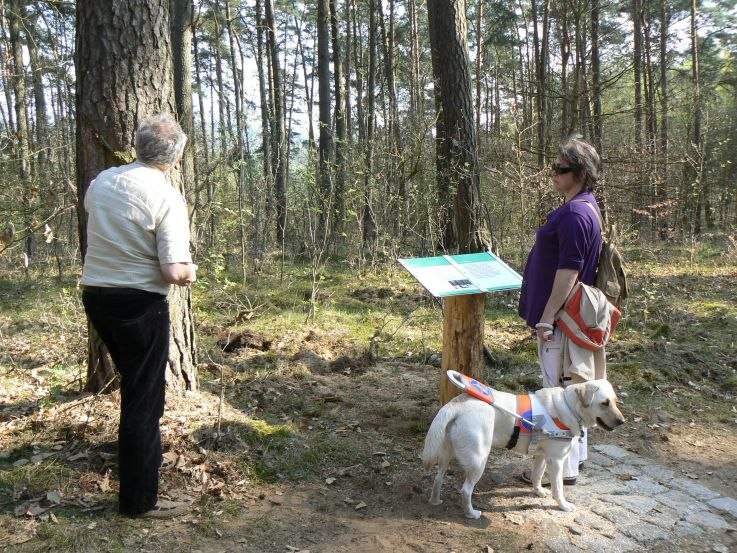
569,379,626,431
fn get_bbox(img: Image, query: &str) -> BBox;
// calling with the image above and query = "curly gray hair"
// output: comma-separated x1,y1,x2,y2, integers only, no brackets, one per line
558,136,600,192
135,113,187,167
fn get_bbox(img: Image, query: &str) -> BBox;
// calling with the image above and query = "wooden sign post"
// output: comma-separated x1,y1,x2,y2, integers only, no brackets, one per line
399,252,522,405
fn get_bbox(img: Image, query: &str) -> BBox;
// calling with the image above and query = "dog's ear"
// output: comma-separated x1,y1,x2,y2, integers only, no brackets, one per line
576,383,599,407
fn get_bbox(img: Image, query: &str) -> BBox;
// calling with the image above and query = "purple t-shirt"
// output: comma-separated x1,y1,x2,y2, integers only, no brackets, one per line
518,191,602,328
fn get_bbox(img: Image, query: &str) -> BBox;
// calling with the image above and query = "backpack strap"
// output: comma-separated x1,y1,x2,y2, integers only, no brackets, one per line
575,199,605,241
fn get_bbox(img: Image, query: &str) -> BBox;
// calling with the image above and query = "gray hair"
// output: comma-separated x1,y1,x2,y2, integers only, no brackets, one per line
135,113,187,167
558,136,600,192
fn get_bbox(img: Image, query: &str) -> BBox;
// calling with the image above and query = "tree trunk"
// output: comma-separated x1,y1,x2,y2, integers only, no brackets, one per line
361,0,377,253
75,0,197,394
690,0,704,233
531,0,548,168
344,0,353,142
633,0,643,149
427,0,488,254
560,8,571,136
265,0,287,245
408,0,421,117
657,0,669,238
330,0,347,241
377,0,404,235
427,0,489,402
8,0,33,259
317,0,333,242
170,0,196,214
591,0,602,155
26,11,49,169
191,5,210,242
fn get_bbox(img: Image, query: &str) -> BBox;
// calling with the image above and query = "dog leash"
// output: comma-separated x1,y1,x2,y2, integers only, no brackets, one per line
446,370,573,439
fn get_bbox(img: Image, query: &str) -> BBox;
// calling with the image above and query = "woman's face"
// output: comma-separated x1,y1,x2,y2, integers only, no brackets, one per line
551,156,584,197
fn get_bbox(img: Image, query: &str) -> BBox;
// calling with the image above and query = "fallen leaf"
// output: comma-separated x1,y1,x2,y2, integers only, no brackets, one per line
354,502,367,510
325,477,336,485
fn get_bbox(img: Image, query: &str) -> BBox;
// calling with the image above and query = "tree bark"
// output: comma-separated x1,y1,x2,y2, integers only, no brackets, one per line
317,0,333,242
591,0,602,155
8,0,33,258
264,0,287,245
75,0,197,394
330,0,347,240
633,0,643,149
657,0,669,238
427,0,488,254
428,0,489,402
361,0,377,253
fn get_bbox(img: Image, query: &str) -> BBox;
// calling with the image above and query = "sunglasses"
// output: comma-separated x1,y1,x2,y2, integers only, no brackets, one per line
551,163,574,175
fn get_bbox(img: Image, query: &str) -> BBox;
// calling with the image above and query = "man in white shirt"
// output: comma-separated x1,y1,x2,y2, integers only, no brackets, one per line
81,113,196,518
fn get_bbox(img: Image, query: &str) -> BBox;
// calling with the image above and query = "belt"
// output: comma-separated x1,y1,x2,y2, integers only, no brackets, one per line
83,286,153,296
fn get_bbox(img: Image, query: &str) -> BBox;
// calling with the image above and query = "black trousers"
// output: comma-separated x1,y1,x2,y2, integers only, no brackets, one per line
82,288,169,515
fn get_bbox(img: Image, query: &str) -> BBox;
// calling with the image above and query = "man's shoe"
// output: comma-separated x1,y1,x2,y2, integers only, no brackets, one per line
135,499,189,519
521,469,577,486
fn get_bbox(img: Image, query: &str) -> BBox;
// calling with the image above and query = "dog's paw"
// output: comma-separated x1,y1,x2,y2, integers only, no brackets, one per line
558,501,575,512
465,508,482,519
533,487,550,498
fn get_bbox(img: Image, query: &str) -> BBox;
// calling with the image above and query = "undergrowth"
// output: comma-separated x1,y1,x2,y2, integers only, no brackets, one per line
1,236,736,550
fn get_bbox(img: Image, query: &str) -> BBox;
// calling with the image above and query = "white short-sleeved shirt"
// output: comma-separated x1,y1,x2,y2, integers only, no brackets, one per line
80,161,192,295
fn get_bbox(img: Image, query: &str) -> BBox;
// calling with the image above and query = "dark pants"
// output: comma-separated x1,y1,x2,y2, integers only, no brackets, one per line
82,288,169,515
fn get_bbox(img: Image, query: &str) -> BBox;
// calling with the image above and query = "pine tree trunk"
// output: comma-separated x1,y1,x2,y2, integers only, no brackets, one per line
657,0,669,238
264,0,287,245
317,0,333,242
8,0,33,259
361,0,377,253
427,0,487,254
330,0,347,241
427,0,489,402
591,0,602,155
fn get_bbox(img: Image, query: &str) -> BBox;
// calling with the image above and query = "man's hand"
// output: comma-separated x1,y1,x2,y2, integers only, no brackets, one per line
160,262,198,287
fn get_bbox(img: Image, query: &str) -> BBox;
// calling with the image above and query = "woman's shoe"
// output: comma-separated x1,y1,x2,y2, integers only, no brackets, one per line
521,469,577,486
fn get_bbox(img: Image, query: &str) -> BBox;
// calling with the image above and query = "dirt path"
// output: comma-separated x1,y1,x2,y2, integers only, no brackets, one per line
4,360,736,552
179,361,737,553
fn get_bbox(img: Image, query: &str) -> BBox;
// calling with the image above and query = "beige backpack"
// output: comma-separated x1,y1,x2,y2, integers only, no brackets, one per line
577,200,629,308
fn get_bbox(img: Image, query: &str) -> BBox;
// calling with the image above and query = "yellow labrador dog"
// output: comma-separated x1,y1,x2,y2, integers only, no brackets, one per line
421,379,625,518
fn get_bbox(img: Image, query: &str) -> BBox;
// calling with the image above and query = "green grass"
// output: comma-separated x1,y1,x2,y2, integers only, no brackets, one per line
2,237,737,550
4,239,735,419
0,460,78,501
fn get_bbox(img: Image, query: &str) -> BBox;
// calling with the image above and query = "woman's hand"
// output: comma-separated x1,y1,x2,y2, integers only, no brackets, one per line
538,268,578,341
535,322,555,342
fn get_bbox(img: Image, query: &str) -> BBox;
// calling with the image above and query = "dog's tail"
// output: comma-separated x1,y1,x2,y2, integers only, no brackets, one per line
421,400,459,470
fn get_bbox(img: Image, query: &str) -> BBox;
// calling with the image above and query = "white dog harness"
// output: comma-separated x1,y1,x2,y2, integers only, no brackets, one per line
445,371,576,449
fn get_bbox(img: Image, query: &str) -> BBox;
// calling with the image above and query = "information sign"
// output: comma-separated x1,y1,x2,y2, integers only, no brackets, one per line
398,251,522,298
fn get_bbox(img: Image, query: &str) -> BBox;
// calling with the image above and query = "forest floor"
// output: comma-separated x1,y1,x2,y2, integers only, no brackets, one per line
1,237,737,552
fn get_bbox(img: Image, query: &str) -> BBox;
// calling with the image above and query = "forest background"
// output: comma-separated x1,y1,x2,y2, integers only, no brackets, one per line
0,1,737,551
0,0,735,280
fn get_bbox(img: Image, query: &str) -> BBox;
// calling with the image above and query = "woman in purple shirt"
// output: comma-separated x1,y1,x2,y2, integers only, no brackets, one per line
518,136,603,485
